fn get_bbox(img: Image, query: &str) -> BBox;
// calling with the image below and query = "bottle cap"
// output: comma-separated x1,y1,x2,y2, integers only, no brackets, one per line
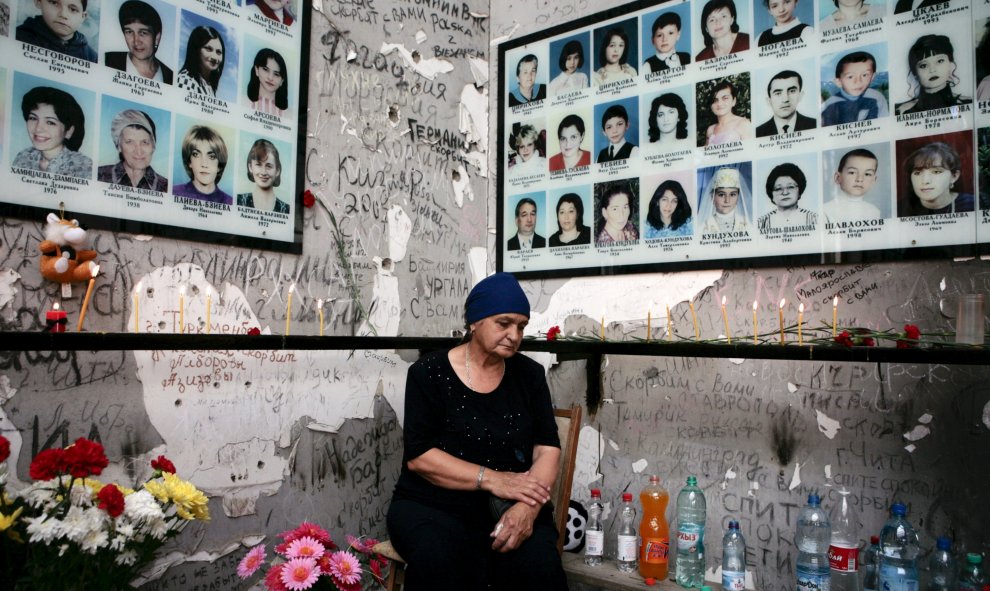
701,587,713,591
890,502,907,516
590,488,601,498
936,537,952,551
622,492,632,502
871,535,879,544
728,520,739,530
687,475,697,486
808,494,820,506
967,553,983,565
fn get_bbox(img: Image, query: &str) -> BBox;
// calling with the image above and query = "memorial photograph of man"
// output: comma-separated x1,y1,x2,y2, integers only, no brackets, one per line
104,0,173,84
755,69,817,138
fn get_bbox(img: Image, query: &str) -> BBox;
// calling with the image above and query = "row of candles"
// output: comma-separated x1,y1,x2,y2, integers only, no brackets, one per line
632,295,841,345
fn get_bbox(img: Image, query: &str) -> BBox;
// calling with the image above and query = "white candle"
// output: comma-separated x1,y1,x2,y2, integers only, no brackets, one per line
76,265,100,332
778,298,786,344
205,285,212,335
832,295,838,338
133,281,142,333
798,303,805,345
179,285,186,334
285,284,295,336
752,300,758,344
317,299,324,337
721,295,731,344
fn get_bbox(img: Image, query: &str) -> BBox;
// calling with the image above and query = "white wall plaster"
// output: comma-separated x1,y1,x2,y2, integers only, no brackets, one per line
451,165,474,207
0,269,20,310
415,30,427,43
904,444,917,453
917,413,933,424
358,257,401,337
787,382,799,393
903,425,930,442
0,377,24,488
133,235,153,241
490,22,520,45
788,462,802,490
468,57,489,86
386,205,413,262
380,42,454,79
133,542,242,586
631,458,648,473
571,425,605,503
815,410,841,439
469,247,487,285
459,84,489,151
824,464,832,481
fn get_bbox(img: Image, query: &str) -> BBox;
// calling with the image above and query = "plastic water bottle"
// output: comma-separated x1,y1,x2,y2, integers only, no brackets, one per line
960,553,987,591
829,487,862,591
878,503,919,591
926,536,956,591
675,475,706,588
863,536,880,591
639,475,671,581
797,494,832,591
585,489,604,567
722,520,746,591
617,492,638,573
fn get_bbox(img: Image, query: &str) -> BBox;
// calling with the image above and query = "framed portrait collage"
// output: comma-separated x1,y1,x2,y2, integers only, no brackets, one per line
0,0,308,252
497,0,990,279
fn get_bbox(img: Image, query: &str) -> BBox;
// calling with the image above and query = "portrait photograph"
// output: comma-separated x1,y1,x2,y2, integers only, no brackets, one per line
818,0,886,31
16,0,101,62
593,96,640,164
641,85,694,152
242,35,295,118
505,191,547,251
821,141,892,222
820,42,890,127
246,0,296,27
507,118,548,179
171,114,237,205
977,19,990,102
895,131,975,217
755,0,814,47
754,151,820,233
177,9,239,102
753,64,818,137
548,32,590,96
506,45,548,108
1,0,10,36
547,185,593,248
978,127,990,210
890,28,973,116
641,169,695,240
236,134,293,214
0,69,5,162
693,0,752,62
695,73,752,147
99,0,176,84
594,178,640,245
592,17,639,86
547,108,592,173
97,94,171,191
640,3,692,76
696,162,754,233
9,71,97,180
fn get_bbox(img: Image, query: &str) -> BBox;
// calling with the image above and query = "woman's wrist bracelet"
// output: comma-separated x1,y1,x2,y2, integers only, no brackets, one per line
475,465,486,489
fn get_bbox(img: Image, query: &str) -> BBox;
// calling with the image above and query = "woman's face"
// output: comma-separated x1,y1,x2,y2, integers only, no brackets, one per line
250,152,279,190
605,35,625,65
262,0,290,10
26,103,71,154
558,201,578,232
710,88,736,117
517,60,536,93
256,58,285,96
470,313,528,359
564,52,580,74
767,0,796,25
911,159,959,204
199,38,224,74
119,126,153,171
602,192,631,228
656,105,680,136
914,53,953,93
658,190,679,223
559,125,583,158
517,138,535,161
189,139,219,188
770,175,801,209
705,7,734,40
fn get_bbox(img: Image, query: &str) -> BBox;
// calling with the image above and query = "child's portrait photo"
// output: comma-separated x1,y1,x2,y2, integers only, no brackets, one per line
895,131,975,217
756,0,814,47
821,142,891,222
820,43,889,127
640,3,692,75
16,0,101,62
242,36,295,119
893,34,972,116
592,18,638,86
548,33,590,95
246,0,295,26
593,97,640,163
697,162,754,233
696,73,752,147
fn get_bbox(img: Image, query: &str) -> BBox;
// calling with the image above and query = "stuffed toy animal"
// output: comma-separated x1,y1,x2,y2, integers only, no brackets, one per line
39,213,98,284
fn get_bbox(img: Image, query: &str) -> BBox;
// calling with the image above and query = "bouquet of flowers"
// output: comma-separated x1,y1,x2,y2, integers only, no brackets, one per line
0,434,210,591
236,521,389,591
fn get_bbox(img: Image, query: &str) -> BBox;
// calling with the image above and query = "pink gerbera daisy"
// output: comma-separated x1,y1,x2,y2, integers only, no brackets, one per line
237,545,266,578
329,551,363,585
280,557,320,590
288,521,332,546
264,564,289,591
286,536,326,560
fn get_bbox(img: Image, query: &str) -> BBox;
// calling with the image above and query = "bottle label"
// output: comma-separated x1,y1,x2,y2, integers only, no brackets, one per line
585,531,604,557
828,544,859,572
642,537,670,564
723,569,745,590
879,564,919,591
617,534,638,562
677,522,704,553
797,565,831,591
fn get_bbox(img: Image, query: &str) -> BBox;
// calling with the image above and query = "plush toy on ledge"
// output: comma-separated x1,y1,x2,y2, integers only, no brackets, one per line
39,212,98,284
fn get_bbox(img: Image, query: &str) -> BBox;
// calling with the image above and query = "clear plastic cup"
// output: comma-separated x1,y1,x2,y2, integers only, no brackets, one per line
955,294,985,345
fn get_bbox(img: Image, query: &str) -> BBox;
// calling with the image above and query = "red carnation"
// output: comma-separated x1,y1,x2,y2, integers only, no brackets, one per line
29,448,66,480
0,435,9,463
151,455,176,474
834,330,854,347
861,337,875,347
546,326,561,341
97,483,125,518
247,327,261,336
303,190,316,209
897,324,921,349
62,438,109,478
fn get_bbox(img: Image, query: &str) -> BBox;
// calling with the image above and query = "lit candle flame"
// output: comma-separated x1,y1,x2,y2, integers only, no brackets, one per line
179,286,186,297
91,265,101,278
53,301,60,311
317,298,324,310
753,300,758,311
134,281,142,295
779,298,786,309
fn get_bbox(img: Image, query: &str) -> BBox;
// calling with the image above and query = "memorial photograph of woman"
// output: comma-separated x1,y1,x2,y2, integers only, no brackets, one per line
237,139,288,213
176,22,227,98
508,123,546,178
97,108,168,191
696,0,750,61
172,124,232,205
508,53,546,107
245,47,289,117
548,114,591,172
647,92,690,146
12,84,92,178
385,272,567,591
896,133,975,217
894,35,971,116
103,0,173,83
595,180,640,245
549,191,591,247
697,76,752,147
644,177,693,239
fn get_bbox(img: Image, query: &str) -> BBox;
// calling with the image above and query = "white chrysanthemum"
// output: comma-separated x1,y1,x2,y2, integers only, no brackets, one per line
116,549,138,566
148,518,169,540
116,522,136,540
124,490,164,523
60,506,99,544
18,482,59,509
0,463,8,486
80,527,110,554
68,481,95,506
25,515,61,544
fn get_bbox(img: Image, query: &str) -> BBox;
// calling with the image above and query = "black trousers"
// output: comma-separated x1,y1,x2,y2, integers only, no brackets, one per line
386,497,569,591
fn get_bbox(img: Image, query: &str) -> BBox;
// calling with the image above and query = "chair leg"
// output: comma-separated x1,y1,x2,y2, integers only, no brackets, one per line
386,560,405,591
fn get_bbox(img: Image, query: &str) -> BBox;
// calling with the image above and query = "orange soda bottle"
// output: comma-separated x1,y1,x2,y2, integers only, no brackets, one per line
639,474,671,580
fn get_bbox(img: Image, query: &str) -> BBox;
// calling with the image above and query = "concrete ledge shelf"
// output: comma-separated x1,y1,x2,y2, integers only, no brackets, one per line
561,553,725,591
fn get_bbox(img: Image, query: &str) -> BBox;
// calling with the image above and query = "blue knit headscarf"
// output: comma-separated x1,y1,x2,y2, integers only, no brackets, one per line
464,272,530,324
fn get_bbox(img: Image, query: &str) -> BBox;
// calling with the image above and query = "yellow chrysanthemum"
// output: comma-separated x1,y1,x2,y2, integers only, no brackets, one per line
161,473,209,521
143,478,169,505
0,506,23,532
82,478,105,493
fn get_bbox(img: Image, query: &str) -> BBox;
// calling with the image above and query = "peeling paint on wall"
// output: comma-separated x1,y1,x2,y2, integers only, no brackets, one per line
380,42,454,79
571,425,604,502
815,410,841,439
0,269,20,311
